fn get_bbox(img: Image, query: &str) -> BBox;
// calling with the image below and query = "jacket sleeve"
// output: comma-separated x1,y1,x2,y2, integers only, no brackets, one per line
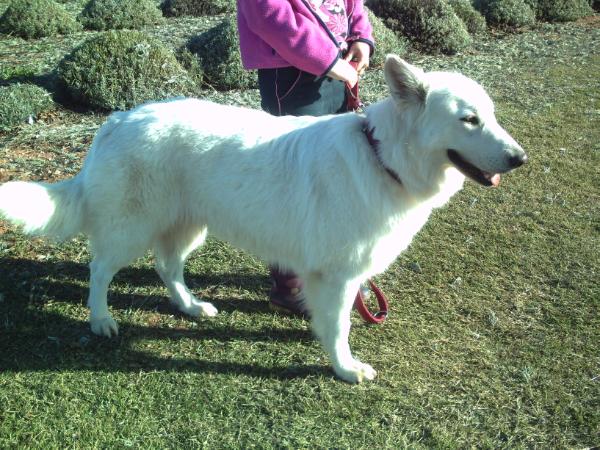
238,0,341,76
346,0,375,54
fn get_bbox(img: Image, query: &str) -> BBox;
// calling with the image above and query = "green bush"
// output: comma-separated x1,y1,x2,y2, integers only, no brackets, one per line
0,64,37,81
187,18,255,90
366,7,408,67
448,0,487,34
175,47,204,84
533,0,593,22
57,30,197,110
474,0,536,27
0,0,81,39
367,0,472,55
79,0,163,31
161,0,236,17
0,83,54,131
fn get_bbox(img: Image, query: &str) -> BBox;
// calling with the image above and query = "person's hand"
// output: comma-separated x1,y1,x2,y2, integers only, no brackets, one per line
344,41,370,76
327,58,358,88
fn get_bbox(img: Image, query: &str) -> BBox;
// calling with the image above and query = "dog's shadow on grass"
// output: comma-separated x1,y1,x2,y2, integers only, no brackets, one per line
0,256,273,313
0,257,328,380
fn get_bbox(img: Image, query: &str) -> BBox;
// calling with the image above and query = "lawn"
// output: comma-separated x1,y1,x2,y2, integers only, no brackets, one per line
0,7,599,449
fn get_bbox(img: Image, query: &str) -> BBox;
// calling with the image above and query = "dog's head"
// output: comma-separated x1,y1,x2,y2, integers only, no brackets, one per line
383,55,527,189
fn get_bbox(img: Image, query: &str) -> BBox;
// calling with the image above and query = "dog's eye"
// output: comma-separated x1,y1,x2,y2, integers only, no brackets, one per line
461,115,480,126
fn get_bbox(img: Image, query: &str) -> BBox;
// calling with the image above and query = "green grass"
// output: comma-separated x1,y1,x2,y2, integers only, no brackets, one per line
0,14,599,450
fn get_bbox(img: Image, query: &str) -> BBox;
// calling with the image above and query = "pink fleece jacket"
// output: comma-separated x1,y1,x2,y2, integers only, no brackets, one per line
237,0,374,77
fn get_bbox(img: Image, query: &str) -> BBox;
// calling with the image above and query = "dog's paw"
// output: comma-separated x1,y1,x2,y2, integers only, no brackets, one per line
90,316,119,338
335,360,377,384
179,300,218,318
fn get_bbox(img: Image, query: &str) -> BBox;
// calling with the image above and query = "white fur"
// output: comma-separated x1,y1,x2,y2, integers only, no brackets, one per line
0,56,525,383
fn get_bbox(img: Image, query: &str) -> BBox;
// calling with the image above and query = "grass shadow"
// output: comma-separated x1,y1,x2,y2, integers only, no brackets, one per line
0,310,321,379
0,256,272,313
0,256,322,379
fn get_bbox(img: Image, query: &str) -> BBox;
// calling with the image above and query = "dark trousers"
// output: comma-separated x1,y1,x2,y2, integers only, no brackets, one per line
258,67,348,117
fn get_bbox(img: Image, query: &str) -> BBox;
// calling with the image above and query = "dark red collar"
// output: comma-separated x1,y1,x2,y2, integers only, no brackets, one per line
362,123,402,186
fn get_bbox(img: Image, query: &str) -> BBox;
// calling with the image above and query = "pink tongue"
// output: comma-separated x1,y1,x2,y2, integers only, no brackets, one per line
491,174,501,187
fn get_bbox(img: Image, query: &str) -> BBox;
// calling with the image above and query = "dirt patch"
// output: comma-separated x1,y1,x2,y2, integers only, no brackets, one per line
576,14,600,27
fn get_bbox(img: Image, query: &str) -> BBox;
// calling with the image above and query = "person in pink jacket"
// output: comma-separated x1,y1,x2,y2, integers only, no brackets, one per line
238,0,374,115
237,0,375,315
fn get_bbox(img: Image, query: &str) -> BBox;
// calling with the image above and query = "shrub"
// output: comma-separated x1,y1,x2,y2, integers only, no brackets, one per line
366,7,408,67
448,0,487,34
187,18,255,90
0,0,81,39
161,0,236,17
474,0,536,27
533,0,593,22
79,0,163,31
175,47,204,84
0,83,54,131
0,64,37,81
367,0,472,55
57,30,197,110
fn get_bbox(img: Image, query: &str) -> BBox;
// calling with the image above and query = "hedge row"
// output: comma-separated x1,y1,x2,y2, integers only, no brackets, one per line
0,0,595,120
0,0,233,39
1,0,593,41
2,5,413,111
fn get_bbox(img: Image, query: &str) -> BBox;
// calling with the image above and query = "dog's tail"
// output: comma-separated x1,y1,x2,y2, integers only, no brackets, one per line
0,176,84,240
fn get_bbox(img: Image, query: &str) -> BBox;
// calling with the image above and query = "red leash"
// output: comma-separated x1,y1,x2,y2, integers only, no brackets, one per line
354,280,389,324
346,62,389,324
346,60,364,111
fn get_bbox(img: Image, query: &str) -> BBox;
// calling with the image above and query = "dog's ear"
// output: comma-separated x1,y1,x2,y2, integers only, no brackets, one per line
384,55,427,107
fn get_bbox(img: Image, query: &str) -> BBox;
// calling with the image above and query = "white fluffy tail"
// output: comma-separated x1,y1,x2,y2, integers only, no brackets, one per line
0,177,84,240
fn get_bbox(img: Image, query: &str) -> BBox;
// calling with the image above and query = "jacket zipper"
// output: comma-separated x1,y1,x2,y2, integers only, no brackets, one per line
300,0,341,49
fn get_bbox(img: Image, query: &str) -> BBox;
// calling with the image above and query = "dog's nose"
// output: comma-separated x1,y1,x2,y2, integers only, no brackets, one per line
508,152,528,168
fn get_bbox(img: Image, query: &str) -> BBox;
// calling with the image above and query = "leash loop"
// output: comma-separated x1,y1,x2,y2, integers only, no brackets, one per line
354,279,389,324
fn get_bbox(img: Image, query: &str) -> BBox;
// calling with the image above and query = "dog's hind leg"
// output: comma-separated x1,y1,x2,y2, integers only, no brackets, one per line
87,233,150,338
88,214,163,337
154,224,218,318
302,273,377,383
88,257,121,337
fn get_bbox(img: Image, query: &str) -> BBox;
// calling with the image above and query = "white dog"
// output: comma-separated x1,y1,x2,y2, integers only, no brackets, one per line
0,56,526,383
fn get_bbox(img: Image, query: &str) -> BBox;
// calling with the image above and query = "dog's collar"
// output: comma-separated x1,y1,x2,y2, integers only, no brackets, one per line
362,123,402,186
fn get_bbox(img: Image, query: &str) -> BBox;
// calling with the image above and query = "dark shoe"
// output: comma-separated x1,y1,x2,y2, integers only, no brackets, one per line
269,267,309,318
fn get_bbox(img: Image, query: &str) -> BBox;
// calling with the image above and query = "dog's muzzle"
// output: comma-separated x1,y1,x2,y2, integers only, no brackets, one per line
447,148,527,187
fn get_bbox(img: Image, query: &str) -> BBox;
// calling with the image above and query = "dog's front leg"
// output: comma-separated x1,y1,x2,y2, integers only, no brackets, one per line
303,273,377,383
